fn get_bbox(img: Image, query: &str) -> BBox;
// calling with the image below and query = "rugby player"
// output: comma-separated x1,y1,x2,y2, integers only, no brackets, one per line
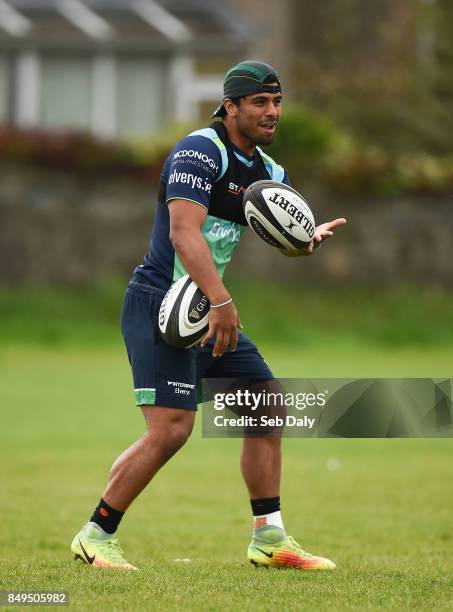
71,61,346,570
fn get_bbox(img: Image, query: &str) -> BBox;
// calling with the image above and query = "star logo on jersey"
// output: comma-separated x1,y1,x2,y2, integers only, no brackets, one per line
228,182,246,196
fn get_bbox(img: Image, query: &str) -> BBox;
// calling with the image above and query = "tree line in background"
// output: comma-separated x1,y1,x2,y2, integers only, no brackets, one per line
2,112,452,197
290,0,453,155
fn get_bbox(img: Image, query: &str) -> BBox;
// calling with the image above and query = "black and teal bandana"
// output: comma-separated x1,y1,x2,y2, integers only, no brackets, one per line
211,60,281,118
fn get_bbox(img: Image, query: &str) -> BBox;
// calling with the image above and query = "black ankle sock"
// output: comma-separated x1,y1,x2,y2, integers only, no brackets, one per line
90,498,124,534
250,496,280,516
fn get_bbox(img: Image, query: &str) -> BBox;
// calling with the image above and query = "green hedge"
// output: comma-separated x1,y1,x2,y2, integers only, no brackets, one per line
2,113,453,195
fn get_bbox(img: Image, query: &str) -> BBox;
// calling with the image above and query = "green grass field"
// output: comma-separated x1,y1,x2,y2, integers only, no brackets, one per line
1,283,452,610
1,341,452,611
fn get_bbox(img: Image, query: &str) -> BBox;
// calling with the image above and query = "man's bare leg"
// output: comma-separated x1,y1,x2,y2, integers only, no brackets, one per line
240,436,281,499
103,406,196,511
71,405,195,569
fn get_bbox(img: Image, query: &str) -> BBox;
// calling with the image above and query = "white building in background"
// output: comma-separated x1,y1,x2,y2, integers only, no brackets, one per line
0,0,252,138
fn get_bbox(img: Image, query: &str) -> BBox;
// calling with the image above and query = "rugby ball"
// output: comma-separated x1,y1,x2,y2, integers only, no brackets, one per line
243,180,315,251
159,274,210,349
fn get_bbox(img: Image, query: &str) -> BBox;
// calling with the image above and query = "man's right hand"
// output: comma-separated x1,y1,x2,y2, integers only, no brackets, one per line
200,301,242,357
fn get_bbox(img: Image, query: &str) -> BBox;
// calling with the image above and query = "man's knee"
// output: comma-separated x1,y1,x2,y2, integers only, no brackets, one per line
142,406,195,452
163,417,194,450
243,435,281,450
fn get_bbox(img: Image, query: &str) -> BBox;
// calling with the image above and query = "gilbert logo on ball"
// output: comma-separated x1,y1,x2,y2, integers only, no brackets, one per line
243,180,315,251
159,275,210,349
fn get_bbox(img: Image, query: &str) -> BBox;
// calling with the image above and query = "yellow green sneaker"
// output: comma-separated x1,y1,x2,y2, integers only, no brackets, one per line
71,522,138,570
248,525,336,570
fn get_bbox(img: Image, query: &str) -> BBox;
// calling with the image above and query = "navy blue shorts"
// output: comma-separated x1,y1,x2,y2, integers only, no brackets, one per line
121,282,274,410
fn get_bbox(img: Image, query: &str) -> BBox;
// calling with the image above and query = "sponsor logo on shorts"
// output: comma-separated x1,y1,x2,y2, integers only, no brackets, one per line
167,380,195,396
173,149,219,173
168,169,212,194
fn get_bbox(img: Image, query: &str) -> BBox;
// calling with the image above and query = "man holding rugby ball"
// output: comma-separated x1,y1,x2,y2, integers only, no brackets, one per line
71,61,346,571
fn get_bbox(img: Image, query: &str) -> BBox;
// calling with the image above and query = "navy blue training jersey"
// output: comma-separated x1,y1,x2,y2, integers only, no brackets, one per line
132,122,290,290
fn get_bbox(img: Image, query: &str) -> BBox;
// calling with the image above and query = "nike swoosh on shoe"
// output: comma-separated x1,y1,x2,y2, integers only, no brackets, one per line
79,540,95,564
256,547,273,558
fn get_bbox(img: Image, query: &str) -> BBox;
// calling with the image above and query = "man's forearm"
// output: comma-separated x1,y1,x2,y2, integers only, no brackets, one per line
170,228,229,304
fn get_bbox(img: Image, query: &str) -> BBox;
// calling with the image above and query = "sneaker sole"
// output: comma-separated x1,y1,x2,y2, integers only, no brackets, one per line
73,553,138,570
248,545,336,570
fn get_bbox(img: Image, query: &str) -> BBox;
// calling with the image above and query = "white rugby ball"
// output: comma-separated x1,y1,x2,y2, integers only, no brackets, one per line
159,275,210,349
243,180,315,251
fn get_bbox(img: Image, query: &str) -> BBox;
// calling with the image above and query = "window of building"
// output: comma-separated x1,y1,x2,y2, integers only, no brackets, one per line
0,56,10,122
116,57,165,138
40,56,92,130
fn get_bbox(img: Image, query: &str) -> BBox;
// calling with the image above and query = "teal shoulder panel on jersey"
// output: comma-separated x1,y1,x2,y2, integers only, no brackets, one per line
188,128,228,182
256,147,285,183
